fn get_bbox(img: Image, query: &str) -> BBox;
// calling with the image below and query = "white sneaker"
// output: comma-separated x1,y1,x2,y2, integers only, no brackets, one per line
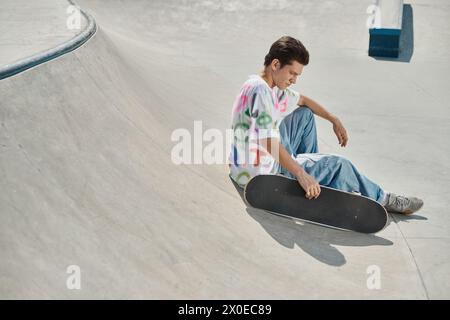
384,193,424,214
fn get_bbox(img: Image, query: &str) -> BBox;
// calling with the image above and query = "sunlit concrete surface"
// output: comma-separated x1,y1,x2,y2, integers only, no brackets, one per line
0,0,449,299
0,0,87,66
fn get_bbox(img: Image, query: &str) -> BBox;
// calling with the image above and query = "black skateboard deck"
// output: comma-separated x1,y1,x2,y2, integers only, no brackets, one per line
244,175,388,233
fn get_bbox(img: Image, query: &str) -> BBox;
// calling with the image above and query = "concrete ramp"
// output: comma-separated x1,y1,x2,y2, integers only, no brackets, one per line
1,0,449,299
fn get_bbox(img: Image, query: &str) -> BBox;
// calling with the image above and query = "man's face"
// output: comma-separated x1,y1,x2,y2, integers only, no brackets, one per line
272,60,304,90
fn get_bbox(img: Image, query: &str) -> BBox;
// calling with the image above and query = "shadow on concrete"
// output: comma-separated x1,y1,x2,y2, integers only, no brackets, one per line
371,4,414,63
229,176,393,267
389,212,428,225
372,211,426,233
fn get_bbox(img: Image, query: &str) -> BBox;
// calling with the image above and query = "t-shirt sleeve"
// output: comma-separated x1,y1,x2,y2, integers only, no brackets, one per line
248,86,280,141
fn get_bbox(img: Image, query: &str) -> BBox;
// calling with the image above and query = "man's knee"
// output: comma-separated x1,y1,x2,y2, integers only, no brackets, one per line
331,155,352,168
288,106,314,125
296,106,313,118
281,106,312,127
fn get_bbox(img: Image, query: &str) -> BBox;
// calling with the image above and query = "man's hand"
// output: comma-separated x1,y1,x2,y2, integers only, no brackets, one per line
295,170,321,200
297,95,348,147
332,117,348,147
260,137,320,199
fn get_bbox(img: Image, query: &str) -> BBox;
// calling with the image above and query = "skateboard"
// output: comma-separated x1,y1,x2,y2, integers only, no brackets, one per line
244,174,388,233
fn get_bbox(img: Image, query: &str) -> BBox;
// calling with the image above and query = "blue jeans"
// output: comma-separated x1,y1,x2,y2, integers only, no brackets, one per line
276,106,386,204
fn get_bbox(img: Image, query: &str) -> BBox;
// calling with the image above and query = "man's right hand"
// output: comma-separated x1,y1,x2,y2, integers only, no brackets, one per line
295,170,321,200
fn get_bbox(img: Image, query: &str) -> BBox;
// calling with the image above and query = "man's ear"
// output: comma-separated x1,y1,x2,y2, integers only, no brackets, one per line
271,59,280,71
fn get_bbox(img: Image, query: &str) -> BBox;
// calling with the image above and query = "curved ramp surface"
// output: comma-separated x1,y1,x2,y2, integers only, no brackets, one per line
0,0,89,67
1,0,449,299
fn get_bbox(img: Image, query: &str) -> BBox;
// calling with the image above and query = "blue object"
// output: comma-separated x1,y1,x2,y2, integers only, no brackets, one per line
368,0,404,58
369,28,401,57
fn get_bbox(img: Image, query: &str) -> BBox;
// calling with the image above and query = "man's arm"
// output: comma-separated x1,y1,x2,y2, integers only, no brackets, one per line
260,137,303,177
259,137,321,199
298,95,349,147
298,95,337,122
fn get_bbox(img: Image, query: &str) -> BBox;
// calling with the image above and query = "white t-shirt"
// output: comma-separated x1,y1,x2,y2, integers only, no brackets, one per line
228,74,300,188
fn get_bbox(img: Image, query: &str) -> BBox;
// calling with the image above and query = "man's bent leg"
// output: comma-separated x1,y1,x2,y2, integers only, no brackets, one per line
279,106,318,156
277,106,319,176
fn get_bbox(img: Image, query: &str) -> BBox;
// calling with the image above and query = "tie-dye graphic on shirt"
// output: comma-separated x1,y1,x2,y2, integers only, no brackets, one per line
229,75,300,188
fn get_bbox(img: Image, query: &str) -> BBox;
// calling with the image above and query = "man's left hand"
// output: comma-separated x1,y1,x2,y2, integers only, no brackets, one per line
332,118,348,147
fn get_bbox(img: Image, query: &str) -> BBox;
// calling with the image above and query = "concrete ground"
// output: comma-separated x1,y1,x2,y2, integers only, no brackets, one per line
0,0,87,66
0,0,449,299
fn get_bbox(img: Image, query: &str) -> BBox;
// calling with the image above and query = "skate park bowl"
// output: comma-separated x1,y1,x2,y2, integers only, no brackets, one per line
0,0,449,299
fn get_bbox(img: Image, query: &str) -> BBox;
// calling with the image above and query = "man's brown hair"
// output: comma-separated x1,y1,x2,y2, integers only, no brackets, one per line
264,36,309,68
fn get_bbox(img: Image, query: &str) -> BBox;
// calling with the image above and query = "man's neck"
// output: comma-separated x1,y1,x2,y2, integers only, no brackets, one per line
259,71,275,88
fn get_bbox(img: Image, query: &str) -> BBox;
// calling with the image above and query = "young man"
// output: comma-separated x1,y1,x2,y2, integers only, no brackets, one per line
229,36,423,215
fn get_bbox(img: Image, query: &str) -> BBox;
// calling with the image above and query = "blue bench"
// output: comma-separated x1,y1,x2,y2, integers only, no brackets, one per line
368,0,404,58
